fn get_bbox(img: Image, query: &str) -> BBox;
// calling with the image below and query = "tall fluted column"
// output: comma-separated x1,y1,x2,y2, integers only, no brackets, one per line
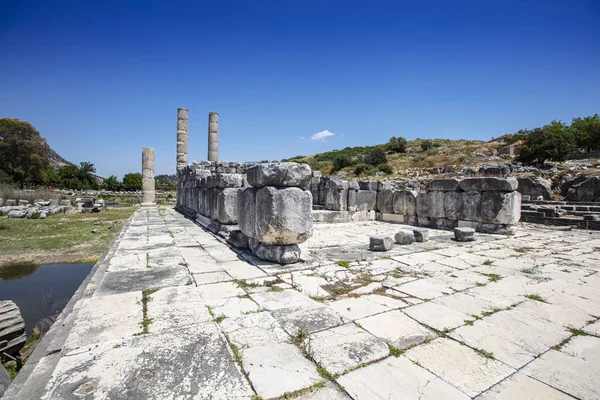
208,112,218,161
141,148,156,207
177,108,188,171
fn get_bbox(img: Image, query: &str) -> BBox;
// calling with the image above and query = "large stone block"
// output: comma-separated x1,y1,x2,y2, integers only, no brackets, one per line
443,191,463,221
325,180,348,211
359,181,378,191
393,190,417,216
253,243,301,264
416,191,444,218
517,177,552,200
355,190,377,211
238,188,258,238
376,190,394,213
565,177,600,202
459,178,518,192
213,173,244,188
216,188,241,224
462,191,482,222
242,187,313,245
427,179,461,191
247,163,311,188
480,191,521,224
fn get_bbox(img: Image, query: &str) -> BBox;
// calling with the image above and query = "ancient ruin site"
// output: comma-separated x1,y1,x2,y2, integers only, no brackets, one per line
2,109,599,400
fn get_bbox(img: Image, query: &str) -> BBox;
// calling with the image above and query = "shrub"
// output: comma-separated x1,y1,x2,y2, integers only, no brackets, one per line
364,148,388,166
517,121,577,164
29,211,41,219
331,155,354,172
387,136,407,153
354,164,373,176
421,140,433,151
376,164,393,174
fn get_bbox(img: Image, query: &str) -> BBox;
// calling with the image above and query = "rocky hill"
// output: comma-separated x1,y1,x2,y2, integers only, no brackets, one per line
47,147,73,169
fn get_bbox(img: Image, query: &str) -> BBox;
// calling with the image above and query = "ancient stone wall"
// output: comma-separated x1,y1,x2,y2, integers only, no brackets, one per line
176,161,314,263
310,175,521,233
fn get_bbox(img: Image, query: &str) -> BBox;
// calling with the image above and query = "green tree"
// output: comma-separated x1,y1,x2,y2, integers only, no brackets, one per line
103,175,122,191
517,120,577,164
570,114,600,151
364,147,388,166
421,139,433,151
42,168,62,187
122,172,142,191
387,136,407,153
0,118,50,185
331,155,354,172
78,161,98,189
58,165,83,189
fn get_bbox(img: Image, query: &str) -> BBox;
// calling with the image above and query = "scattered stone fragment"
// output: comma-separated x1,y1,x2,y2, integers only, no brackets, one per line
454,227,475,242
369,235,394,252
253,243,301,264
395,229,414,245
413,228,429,242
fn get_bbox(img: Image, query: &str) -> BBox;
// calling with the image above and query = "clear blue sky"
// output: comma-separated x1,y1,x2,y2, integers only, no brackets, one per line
1,0,599,179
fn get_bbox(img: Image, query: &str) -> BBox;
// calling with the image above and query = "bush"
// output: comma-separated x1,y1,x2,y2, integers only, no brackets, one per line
421,140,433,151
387,136,407,153
331,155,354,172
364,148,388,166
354,164,373,176
376,164,393,174
29,211,41,219
517,121,577,164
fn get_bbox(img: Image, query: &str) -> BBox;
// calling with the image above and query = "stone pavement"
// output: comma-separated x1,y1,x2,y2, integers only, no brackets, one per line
5,208,600,399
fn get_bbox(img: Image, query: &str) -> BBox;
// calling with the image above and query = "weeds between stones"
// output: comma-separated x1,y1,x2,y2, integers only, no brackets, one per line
134,289,158,335
483,259,494,266
473,347,494,359
336,260,350,268
520,267,537,274
388,345,405,357
524,294,547,303
479,272,502,282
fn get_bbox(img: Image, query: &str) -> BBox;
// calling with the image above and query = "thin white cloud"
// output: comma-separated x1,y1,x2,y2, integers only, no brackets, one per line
298,135,305,140
311,130,335,141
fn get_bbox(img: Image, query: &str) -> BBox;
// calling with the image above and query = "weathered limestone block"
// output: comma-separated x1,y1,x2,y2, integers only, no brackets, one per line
325,178,349,211
208,112,219,161
479,163,510,177
216,188,241,224
517,176,552,200
454,227,475,242
18,200,29,206
565,177,600,202
247,163,311,188
7,209,27,219
141,147,156,206
369,236,393,252
377,190,395,213
254,243,301,264
459,177,518,192
227,230,249,249
417,191,445,218
347,190,357,211
5,200,16,206
359,181,378,191
354,190,377,211
214,174,244,188
378,181,393,191
177,108,188,171
0,363,9,398
462,191,482,222
394,229,414,245
443,191,463,221
0,300,26,356
240,187,313,245
393,190,417,216
413,228,429,242
480,191,521,224
427,179,461,191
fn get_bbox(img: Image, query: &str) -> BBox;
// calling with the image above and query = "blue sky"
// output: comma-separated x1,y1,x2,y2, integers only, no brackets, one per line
1,0,599,178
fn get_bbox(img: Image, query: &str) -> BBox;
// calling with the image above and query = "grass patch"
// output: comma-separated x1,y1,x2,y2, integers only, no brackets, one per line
215,314,228,323
483,259,494,266
481,307,505,317
293,327,309,346
473,348,494,359
520,267,537,274
480,273,502,282
0,207,135,266
514,247,534,254
230,343,243,367
233,279,261,290
388,344,405,357
267,285,284,292
336,260,350,268
309,296,328,303
524,294,547,303
134,289,158,335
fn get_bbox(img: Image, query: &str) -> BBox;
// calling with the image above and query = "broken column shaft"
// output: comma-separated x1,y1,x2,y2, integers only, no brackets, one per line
177,108,188,171
208,112,218,161
141,148,156,207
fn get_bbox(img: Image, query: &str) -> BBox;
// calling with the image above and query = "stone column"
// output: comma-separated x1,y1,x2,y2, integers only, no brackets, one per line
141,148,156,207
177,108,188,171
208,112,218,161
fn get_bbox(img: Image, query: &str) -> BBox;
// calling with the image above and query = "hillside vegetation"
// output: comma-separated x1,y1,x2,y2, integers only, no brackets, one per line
283,138,500,177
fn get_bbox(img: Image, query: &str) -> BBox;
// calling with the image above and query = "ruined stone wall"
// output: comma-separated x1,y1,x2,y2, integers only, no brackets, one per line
310,176,521,233
176,161,314,263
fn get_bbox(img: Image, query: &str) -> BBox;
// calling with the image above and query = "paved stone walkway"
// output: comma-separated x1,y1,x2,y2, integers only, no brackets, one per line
6,208,600,399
